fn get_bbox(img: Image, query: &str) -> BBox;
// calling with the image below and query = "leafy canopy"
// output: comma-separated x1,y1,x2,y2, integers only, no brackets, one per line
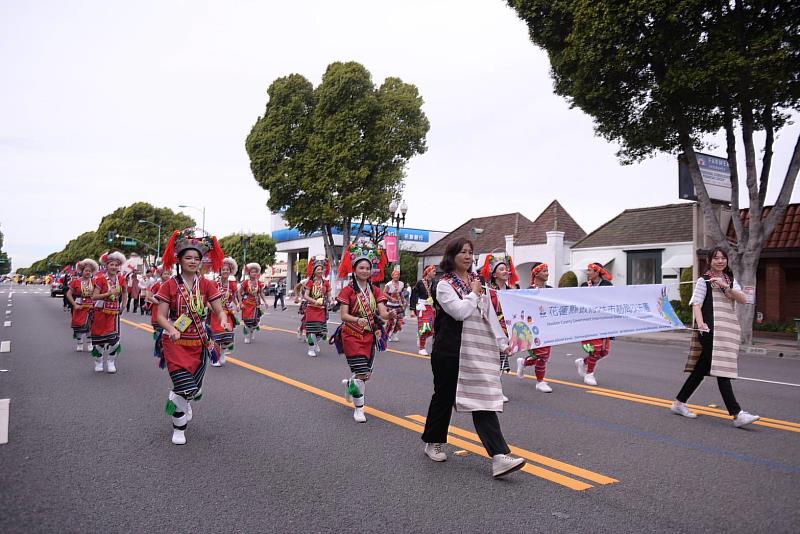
217,233,277,275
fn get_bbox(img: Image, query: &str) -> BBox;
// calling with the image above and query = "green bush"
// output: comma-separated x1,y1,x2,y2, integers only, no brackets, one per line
670,299,693,325
679,267,693,307
558,271,578,287
754,321,797,334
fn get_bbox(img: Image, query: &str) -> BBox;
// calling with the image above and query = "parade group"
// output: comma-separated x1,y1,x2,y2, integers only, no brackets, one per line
56,227,759,479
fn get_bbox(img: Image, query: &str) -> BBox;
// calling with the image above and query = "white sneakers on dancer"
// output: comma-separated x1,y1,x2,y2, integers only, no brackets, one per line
343,377,367,422
307,348,316,357
424,442,447,462
93,358,104,372
535,381,553,393
106,357,117,374
171,429,186,445
583,373,597,386
492,455,526,478
418,348,428,356
670,400,697,419
733,411,760,428
575,357,587,377
76,343,83,352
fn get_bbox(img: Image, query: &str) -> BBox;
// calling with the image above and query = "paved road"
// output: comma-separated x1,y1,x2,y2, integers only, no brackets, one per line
1,283,799,533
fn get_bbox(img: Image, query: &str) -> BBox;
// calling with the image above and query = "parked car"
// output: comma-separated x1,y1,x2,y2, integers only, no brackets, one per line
264,282,278,296
51,275,66,298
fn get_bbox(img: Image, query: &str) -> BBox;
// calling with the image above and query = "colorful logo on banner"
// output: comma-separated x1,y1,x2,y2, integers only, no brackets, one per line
496,284,685,349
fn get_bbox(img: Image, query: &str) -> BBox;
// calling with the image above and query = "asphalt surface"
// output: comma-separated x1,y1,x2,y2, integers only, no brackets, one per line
1,282,799,533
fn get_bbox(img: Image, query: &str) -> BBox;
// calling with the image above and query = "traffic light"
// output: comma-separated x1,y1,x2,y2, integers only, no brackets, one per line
107,231,115,244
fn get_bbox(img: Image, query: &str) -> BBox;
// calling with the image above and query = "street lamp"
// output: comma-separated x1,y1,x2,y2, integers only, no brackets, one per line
239,233,253,279
388,199,408,267
178,204,206,235
137,219,162,261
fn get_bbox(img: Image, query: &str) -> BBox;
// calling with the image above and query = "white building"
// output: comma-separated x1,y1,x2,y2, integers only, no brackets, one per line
570,203,694,300
417,201,587,287
271,211,448,286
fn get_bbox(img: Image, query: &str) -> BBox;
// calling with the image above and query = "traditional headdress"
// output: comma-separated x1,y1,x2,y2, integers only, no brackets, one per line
222,257,238,275
337,242,387,282
588,262,613,281
245,262,261,275
479,251,519,286
98,253,109,266
530,262,548,278
422,265,436,278
76,258,99,273
161,228,224,272
106,251,127,266
306,257,331,279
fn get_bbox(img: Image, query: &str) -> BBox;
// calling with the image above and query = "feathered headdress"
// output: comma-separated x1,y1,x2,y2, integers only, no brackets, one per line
479,251,519,286
307,257,331,279
222,257,238,276
530,262,548,278
76,258,99,273
337,242,387,282
161,228,224,272
588,262,613,281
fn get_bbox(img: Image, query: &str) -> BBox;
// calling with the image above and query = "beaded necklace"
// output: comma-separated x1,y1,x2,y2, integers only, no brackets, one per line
179,274,206,316
444,272,475,298
80,277,94,297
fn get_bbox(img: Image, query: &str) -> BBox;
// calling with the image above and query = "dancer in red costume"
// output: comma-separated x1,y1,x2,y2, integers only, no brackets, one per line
333,243,395,423
90,252,128,374
303,258,330,357
155,228,229,445
516,262,554,392
65,258,98,353
210,257,240,366
238,263,267,344
575,262,613,386
415,265,437,356
384,266,406,342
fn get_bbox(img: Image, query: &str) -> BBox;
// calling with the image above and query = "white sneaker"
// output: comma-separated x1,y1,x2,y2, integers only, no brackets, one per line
76,344,83,352
502,394,509,403
219,353,227,364
536,381,553,393
391,334,400,342
87,344,93,352
492,454,526,478
418,349,428,356
575,357,587,378
583,373,597,386
106,359,117,374
670,400,697,419
516,357,525,378
353,407,366,423
424,442,447,462
93,359,104,372
244,337,250,344
210,360,222,367
171,429,186,445
733,411,760,428
307,348,316,357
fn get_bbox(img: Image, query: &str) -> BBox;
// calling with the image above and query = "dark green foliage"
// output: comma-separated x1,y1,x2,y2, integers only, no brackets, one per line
217,234,277,274
679,267,694,307
558,270,578,287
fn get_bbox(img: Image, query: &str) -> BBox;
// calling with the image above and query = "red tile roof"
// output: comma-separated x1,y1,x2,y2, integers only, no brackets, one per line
727,203,800,249
572,203,694,249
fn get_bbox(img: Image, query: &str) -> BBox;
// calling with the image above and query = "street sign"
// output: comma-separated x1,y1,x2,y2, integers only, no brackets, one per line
678,152,732,204
121,238,137,246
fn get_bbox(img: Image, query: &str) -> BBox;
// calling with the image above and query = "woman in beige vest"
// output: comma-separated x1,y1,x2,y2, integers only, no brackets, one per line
671,247,759,428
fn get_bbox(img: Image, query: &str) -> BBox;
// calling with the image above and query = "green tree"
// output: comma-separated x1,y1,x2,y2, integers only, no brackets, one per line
246,61,430,271
679,267,694,308
558,271,578,288
294,259,309,278
0,227,10,275
508,0,799,344
218,233,277,276
382,250,419,287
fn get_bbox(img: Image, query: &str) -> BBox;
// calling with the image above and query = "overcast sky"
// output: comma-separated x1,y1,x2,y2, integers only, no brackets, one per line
2,0,798,269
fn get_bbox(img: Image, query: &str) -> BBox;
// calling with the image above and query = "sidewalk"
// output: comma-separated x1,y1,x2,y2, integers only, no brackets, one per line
622,330,800,359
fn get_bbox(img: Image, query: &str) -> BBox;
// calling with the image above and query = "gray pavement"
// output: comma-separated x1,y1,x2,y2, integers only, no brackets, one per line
1,282,799,533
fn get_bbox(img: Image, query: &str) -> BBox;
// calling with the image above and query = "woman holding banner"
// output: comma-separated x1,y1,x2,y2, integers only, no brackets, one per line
671,247,759,428
421,238,525,478
575,262,613,386
516,262,554,392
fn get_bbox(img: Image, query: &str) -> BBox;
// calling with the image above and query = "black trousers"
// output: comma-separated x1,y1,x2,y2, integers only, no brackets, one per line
676,330,741,416
421,355,510,457
273,293,285,309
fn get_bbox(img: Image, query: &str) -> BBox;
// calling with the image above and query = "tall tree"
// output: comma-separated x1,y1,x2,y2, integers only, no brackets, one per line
246,61,430,271
217,233,277,276
0,227,10,275
508,0,800,343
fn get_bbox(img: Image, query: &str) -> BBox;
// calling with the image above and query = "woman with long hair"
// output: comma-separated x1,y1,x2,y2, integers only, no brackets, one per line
155,228,229,445
421,238,525,478
671,247,759,428
334,244,395,423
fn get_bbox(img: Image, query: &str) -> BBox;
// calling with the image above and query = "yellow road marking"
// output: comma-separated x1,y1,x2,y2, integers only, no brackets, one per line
125,319,800,433
121,319,595,489
406,414,617,486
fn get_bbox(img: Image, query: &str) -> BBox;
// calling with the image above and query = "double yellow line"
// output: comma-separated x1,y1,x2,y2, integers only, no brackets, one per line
121,318,617,490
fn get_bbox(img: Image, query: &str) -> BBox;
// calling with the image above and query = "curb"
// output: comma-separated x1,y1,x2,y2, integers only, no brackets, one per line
619,335,800,359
